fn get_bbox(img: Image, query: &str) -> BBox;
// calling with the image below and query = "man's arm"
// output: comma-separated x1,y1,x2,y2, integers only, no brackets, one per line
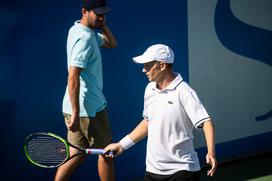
127,118,148,143
104,119,148,155
203,119,217,176
67,66,82,132
101,25,117,48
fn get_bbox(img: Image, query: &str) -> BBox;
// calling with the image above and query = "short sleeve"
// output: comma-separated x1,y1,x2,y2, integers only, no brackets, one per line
179,85,210,129
96,32,105,47
143,97,148,120
142,83,152,120
70,37,93,68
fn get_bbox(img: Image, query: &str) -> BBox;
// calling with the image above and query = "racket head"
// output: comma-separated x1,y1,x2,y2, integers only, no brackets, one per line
24,132,70,168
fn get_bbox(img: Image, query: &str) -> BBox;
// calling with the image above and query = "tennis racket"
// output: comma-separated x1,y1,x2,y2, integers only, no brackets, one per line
24,132,114,168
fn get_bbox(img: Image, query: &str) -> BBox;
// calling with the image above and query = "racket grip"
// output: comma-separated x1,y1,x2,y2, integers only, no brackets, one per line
86,149,105,155
86,149,116,156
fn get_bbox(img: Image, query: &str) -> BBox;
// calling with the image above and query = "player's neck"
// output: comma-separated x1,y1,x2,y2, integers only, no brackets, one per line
156,71,175,90
80,19,95,30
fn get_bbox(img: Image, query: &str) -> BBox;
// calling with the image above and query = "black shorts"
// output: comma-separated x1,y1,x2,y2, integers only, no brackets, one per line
144,170,201,181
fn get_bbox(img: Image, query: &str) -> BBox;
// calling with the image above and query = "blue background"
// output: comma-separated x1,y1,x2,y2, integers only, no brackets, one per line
1,0,271,180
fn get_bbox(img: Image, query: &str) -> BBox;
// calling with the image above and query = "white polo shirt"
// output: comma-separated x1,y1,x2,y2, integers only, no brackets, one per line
143,73,210,175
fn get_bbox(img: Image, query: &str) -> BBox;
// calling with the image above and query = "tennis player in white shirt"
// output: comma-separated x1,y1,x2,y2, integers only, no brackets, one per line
105,44,217,181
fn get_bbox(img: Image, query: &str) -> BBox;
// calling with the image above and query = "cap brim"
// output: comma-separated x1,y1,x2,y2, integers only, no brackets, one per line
93,7,112,15
132,55,154,64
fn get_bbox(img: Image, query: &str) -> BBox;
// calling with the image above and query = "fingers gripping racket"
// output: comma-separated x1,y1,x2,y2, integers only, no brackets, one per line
24,132,113,168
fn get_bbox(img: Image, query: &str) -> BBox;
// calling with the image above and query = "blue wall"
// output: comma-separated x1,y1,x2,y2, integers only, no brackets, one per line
1,0,271,180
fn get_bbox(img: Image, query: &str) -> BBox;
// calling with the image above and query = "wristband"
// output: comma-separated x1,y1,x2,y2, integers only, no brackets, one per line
119,135,135,150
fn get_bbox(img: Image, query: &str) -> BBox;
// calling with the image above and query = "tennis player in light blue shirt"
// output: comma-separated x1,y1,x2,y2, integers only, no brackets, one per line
56,0,117,180
62,20,106,117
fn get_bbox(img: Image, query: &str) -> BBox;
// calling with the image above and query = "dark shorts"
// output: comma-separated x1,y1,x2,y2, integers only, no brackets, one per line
64,108,112,149
144,170,201,181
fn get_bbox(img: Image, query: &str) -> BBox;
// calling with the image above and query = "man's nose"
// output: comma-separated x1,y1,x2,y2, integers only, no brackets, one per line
142,68,146,73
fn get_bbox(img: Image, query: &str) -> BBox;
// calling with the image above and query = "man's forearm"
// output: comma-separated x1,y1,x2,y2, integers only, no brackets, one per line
101,25,117,48
68,67,81,115
119,119,148,150
128,119,148,143
203,119,216,155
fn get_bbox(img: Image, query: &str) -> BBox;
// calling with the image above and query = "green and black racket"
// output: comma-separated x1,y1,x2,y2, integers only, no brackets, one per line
24,132,113,168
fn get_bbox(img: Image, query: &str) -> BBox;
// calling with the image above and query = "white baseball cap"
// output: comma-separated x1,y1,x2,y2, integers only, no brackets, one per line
132,44,174,64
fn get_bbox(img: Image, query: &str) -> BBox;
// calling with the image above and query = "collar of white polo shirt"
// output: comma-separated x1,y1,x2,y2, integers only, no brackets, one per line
151,73,183,92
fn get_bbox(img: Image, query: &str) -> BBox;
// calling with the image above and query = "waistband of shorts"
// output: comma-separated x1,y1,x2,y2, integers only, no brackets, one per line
63,107,107,118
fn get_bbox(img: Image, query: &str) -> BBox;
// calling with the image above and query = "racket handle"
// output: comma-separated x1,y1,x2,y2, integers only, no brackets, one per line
85,149,116,156
86,149,105,155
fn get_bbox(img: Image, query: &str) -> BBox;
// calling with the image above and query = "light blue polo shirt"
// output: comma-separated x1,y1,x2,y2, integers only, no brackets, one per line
62,20,106,117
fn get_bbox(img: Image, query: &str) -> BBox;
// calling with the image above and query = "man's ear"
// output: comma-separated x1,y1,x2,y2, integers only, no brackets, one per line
81,8,87,17
160,62,167,71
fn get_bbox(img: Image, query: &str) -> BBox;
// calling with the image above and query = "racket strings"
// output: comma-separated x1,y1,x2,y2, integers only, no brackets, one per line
26,135,68,167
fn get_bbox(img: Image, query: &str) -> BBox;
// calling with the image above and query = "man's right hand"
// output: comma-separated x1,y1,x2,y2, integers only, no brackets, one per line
104,143,125,158
67,114,80,132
